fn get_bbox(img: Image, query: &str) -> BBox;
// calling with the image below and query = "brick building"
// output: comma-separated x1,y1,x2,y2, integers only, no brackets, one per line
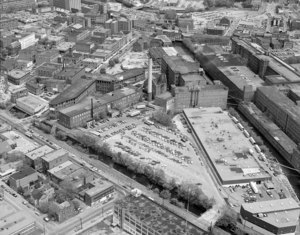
255,86,300,145
9,167,38,191
41,149,69,172
7,69,31,85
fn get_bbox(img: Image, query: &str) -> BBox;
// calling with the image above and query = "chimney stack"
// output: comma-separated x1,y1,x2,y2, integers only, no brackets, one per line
91,98,94,119
147,57,153,101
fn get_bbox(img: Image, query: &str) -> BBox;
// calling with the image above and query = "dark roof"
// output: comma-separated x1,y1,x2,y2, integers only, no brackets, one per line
116,68,145,80
10,167,36,180
50,78,94,106
163,56,200,74
115,195,205,235
149,47,167,60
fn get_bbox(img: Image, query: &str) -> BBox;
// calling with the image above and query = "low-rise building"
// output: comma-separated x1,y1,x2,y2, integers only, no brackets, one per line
11,87,28,103
83,179,114,206
36,63,62,78
0,17,18,30
49,201,76,222
41,149,69,172
25,146,54,171
9,167,38,191
240,198,300,235
7,69,31,85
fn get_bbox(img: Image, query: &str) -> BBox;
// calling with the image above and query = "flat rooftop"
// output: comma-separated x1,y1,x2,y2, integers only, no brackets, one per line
205,54,244,67
163,56,199,74
7,70,29,79
0,201,36,235
219,65,265,90
115,195,205,235
25,145,54,161
85,180,113,197
17,94,48,110
241,198,300,228
183,107,271,185
48,160,81,181
10,167,36,180
42,149,68,163
162,47,178,57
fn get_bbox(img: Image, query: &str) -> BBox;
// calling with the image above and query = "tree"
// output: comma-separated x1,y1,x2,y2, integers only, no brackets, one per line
100,68,106,74
39,202,50,214
109,59,115,67
152,111,173,127
72,200,80,210
114,58,120,64
215,206,238,231
153,188,160,194
160,189,171,199
56,130,67,141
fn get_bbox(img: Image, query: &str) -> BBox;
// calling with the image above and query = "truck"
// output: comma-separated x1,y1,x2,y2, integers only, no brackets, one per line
250,181,258,194
25,131,33,138
128,110,141,117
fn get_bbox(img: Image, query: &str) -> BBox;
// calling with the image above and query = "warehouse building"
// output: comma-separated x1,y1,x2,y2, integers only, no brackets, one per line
183,107,271,186
240,198,300,235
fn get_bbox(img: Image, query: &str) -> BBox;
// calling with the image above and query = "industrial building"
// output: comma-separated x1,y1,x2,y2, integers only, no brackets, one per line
238,102,300,171
255,86,300,145
240,198,300,235
113,193,205,235
58,87,142,128
172,83,228,112
183,107,271,186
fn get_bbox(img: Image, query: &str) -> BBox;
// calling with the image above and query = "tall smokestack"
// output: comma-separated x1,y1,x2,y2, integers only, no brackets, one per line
148,58,153,101
91,98,94,119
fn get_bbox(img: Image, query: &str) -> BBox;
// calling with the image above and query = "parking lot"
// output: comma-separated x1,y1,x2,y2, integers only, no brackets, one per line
85,111,220,200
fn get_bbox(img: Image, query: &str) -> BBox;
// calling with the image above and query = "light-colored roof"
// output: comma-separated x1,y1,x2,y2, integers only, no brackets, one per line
25,145,54,160
42,149,68,163
242,198,300,228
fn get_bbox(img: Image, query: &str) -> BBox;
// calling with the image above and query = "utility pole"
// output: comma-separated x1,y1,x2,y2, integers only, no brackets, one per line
185,188,190,235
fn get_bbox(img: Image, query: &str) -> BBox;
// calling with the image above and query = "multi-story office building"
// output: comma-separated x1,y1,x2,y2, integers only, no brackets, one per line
118,17,132,33
53,0,81,11
18,33,37,50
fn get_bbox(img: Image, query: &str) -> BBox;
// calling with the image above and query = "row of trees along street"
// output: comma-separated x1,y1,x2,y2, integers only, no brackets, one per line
54,129,216,212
